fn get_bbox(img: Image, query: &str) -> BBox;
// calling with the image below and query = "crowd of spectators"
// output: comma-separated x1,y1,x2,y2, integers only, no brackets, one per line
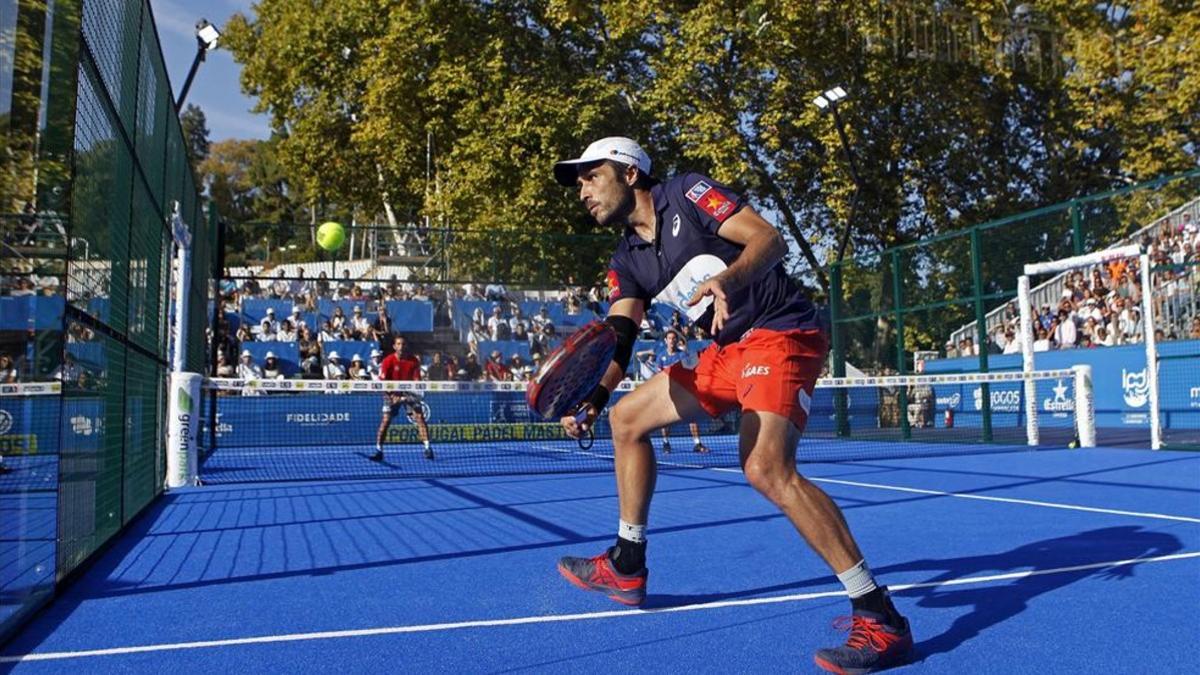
948,210,1200,357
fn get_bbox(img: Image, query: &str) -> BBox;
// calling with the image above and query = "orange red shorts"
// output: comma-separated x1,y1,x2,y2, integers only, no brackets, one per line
667,328,828,431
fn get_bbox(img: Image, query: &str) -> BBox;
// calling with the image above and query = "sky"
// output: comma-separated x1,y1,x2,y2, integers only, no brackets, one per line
148,0,271,140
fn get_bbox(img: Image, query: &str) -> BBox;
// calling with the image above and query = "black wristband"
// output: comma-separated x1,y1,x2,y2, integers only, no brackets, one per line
585,385,610,412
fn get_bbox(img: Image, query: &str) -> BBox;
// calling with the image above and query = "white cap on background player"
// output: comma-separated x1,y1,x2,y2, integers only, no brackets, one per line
554,137,651,186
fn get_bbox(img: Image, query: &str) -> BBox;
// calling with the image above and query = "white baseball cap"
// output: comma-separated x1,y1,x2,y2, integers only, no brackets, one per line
291,306,301,314
265,351,276,359
266,307,275,314
351,354,362,362
328,351,340,360
554,137,651,186
240,349,251,358
370,348,382,357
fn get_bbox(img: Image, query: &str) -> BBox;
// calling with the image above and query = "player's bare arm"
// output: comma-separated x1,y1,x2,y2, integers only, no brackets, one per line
687,208,787,336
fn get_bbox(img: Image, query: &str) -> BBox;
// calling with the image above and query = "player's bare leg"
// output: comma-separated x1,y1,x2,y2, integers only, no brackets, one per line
372,410,394,462
738,410,912,672
557,371,708,604
738,410,863,570
689,422,709,454
608,371,708,525
411,410,433,460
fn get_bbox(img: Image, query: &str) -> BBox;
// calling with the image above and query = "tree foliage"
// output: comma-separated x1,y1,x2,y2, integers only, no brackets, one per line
179,104,211,164
222,0,1199,298
198,137,310,266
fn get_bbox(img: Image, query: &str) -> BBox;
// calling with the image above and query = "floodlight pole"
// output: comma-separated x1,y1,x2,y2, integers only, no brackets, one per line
816,90,865,263
176,19,220,109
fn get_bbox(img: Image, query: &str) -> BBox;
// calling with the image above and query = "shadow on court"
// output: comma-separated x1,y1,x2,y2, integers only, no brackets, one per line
646,526,1182,661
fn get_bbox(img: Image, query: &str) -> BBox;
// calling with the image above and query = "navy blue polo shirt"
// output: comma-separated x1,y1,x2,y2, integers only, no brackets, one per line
606,173,820,346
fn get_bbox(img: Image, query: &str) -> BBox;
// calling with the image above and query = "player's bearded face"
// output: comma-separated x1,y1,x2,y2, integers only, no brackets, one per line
579,163,635,227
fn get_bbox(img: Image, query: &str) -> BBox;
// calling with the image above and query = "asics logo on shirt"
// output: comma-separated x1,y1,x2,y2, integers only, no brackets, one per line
671,214,681,237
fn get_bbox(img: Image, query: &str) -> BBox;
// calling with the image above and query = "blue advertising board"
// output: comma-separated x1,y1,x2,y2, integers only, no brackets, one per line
924,340,1200,441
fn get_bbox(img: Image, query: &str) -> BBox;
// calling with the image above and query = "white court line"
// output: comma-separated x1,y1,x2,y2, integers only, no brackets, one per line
541,447,1200,524
3,551,1196,664
737,471,1200,524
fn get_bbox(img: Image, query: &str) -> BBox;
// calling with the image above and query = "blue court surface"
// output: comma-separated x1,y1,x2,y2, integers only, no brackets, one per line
1,447,1198,673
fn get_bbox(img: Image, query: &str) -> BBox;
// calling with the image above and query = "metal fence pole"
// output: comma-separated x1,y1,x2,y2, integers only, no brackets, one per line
970,227,993,441
829,263,849,436
893,250,910,440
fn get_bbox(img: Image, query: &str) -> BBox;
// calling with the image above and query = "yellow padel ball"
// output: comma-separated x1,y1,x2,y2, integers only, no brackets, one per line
316,221,346,251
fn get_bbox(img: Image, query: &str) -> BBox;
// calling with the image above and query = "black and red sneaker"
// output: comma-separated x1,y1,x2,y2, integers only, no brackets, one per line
814,609,913,674
556,548,647,606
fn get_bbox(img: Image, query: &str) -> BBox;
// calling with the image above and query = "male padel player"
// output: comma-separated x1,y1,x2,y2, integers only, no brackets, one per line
373,335,433,462
552,137,912,673
645,329,709,454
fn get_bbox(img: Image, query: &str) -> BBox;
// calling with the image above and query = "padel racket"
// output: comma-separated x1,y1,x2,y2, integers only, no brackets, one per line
527,321,616,447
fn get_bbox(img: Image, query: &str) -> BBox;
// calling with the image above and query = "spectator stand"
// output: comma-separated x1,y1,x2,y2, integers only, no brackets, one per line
238,342,301,377
320,340,381,369
948,194,1200,351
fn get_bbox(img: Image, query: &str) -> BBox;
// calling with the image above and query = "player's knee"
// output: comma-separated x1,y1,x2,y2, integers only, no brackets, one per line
742,456,793,503
609,400,646,445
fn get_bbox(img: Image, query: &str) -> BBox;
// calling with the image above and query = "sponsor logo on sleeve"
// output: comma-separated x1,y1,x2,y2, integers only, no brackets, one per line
685,181,711,202
605,269,622,300
686,180,735,222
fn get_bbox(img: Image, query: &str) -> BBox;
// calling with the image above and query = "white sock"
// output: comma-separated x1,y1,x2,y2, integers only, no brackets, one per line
376,442,382,452
618,520,646,544
694,438,702,446
423,440,431,450
837,559,878,599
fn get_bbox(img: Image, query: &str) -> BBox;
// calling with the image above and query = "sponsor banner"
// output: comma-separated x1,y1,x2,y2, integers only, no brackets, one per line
0,381,62,397
385,423,570,444
0,394,65,455
925,340,1200,435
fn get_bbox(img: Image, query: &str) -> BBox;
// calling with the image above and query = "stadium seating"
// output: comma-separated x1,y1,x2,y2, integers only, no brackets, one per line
239,341,300,376
0,296,64,330
320,340,380,365
476,339,559,362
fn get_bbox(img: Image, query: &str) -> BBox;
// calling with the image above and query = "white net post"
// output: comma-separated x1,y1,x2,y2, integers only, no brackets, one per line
1139,253,1162,449
1072,364,1096,448
166,372,202,487
1017,275,1038,446
166,202,199,487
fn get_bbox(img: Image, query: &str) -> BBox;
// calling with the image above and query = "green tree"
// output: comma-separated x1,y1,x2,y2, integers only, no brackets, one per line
199,137,307,265
179,103,210,164
222,0,1198,304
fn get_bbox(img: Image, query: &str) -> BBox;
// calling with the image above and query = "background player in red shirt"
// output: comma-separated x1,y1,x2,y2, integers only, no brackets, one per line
373,335,433,461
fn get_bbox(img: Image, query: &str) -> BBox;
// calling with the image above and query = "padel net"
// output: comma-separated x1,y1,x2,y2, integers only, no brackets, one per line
186,368,1095,484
